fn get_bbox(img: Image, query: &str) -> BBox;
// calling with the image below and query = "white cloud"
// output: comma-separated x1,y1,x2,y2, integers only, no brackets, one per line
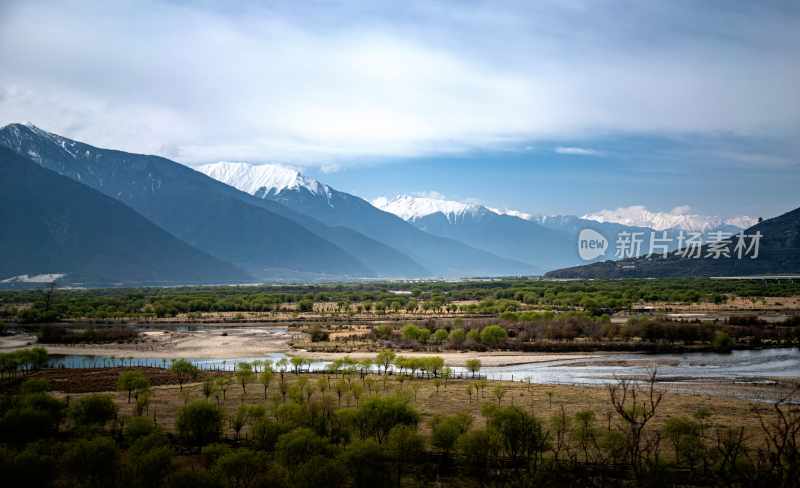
554,146,604,156
0,1,798,167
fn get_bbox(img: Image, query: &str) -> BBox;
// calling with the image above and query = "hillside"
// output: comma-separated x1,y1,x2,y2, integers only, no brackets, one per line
0,147,250,285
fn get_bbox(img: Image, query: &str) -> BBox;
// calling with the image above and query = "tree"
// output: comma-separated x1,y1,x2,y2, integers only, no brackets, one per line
63,436,120,488
340,439,388,488
176,400,223,446
211,449,279,488
482,404,548,467
465,358,482,378
456,429,500,483
431,413,473,456
127,433,174,488
480,325,508,347
290,356,305,374
235,362,254,395
70,394,118,429
375,349,396,375
297,299,314,313
259,368,274,400
431,328,449,345
386,424,425,485
117,370,150,404
171,359,199,391
448,328,466,347
351,395,419,443
607,369,663,473
275,427,333,467
230,404,263,441
492,385,506,405
400,324,421,342
712,330,735,352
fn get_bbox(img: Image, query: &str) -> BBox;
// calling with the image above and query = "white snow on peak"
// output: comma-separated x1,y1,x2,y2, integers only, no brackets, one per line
198,162,332,200
9,123,82,159
488,207,533,220
372,194,486,222
583,205,757,232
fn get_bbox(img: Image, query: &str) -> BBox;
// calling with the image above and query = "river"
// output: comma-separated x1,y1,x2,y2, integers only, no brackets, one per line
47,348,800,387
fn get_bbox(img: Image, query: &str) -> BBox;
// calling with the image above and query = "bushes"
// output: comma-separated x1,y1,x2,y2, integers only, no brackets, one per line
176,400,223,446
351,395,419,443
712,331,735,352
431,413,473,455
0,396,65,443
275,427,332,466
69,394,117,430
479,325,508,347
62,437,120,488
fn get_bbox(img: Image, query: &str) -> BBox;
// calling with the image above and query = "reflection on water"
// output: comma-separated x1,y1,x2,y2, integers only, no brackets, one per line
48,348,800,386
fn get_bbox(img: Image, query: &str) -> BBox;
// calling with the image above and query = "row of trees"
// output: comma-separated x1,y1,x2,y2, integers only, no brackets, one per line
362,313,800,352
0,347,48,380
6,277,799,321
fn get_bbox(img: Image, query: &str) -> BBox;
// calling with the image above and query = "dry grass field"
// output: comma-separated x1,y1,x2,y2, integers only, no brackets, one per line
44,368,781,447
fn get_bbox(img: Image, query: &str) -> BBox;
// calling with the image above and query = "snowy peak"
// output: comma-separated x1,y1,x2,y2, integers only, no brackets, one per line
582,205,757,232
372,195,488,222
198,162,332,200
488,208,533,220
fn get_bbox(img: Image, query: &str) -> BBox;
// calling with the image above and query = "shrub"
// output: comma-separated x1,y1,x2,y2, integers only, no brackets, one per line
351,395,419,443
448,328,466,346
340,439,388,488
124,416,158,445
63,437,120,488
212,449,277,488
712,331,735,352
431,413,473,455
117,370,150,403
308,326,329,342
176,400,223,446
70,394,117,429
275,427,332,467
479,325,508,347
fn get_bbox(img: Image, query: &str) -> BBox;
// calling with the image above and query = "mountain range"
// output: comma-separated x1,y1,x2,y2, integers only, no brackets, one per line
0,123,788,285
198,162,537,277
545,207,800,278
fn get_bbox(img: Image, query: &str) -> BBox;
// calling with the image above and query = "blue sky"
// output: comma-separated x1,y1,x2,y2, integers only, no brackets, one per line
1,0,798,219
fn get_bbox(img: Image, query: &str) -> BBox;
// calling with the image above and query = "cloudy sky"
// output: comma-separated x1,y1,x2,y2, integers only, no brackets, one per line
1,0,798,218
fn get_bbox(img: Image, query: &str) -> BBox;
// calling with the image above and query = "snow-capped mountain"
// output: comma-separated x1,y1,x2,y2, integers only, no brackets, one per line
198,162,333,204
373,195,579,271
488,208,533,221
199,164,536,277
372,195,489,222
583,205,756,232
0,123,379,280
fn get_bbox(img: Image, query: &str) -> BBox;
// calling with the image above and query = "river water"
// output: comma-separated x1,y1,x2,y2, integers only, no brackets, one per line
47,348,800,387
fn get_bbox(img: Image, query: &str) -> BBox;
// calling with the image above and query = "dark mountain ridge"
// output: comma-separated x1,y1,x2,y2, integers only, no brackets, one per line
0,147,250,285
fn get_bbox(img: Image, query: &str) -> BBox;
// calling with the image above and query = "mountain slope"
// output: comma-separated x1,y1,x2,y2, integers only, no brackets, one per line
199,162,537,277
374,195,578,272
0,147,250,285
545,206,800,278
0,124,375,280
